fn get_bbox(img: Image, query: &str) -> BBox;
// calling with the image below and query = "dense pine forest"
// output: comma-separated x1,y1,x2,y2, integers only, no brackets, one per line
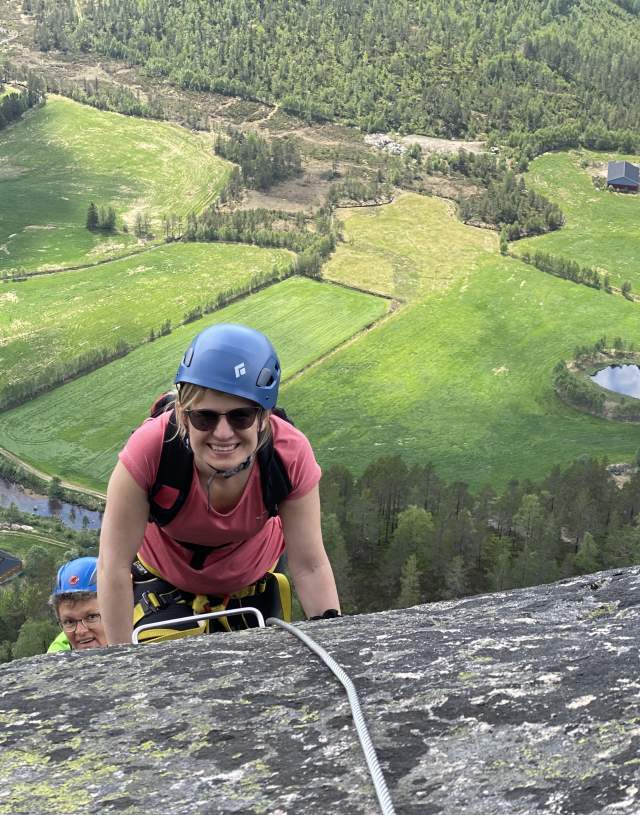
321,454,640,614
24,0,640,151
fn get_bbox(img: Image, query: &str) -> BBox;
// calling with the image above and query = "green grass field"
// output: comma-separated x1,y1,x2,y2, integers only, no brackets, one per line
280,193,640,487
4,152,640,493
517,151,640,288
0,277,388,490
0,95,230,273
0,531,68,560
0,242,293,406
325,192,497,299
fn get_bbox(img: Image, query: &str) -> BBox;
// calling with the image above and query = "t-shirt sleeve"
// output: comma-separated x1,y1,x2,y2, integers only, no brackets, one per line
272,416,322,501
118,414,167,492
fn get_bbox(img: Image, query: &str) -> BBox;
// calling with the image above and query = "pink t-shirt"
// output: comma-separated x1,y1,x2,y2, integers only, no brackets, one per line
119,412,321,595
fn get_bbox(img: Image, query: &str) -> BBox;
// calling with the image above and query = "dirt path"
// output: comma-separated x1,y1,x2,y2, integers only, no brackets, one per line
400,135,489,155
0,529,69,548
0,445,106,501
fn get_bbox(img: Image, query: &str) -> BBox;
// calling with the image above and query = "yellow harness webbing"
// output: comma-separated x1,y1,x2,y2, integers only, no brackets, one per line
132,556,292,643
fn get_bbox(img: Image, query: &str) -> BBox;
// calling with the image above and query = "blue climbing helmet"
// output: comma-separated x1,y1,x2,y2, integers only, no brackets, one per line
54,557,98,595
175,323,280,409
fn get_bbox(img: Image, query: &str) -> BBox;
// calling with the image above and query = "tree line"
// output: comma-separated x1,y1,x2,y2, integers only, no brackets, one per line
320,453,640,614
520,249,617,293
183,205,337,278
0,74,46,131
24,0,640,146
57,76,165,120
0,452,104,513
553,361,606,416
0,257,299,412
0,340,132,413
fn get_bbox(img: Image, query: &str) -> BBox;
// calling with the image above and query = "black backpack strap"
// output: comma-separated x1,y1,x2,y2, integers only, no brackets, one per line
148,409,194,527
258,438,293,518
258,407,295,517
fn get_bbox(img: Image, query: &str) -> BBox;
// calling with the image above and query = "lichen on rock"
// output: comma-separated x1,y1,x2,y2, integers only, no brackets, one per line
1,567,639,814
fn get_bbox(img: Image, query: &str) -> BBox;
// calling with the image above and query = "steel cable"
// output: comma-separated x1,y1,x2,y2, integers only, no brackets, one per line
267,617,396,815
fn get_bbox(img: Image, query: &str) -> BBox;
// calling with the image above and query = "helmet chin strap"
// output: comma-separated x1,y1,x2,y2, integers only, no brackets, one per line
207,452,255,480
202,413,267,482
204,451,257,514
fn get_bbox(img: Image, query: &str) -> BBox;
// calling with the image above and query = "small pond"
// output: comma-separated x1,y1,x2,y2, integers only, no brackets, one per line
0,478,103,531
590,364,640,400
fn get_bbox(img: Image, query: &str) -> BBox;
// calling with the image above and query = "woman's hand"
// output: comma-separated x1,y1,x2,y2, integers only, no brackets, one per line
279,484,341,619
98,462,149,645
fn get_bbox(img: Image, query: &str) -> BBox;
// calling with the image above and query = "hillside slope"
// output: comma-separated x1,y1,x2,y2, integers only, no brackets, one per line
24,0,640,139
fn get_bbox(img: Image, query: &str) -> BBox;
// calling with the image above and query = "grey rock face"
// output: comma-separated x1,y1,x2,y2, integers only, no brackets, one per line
1,567,639,815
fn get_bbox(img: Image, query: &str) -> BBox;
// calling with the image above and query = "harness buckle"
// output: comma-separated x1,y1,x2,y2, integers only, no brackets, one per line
139,591,161,615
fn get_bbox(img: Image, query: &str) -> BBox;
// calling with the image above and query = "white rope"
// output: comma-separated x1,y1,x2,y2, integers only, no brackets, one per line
267,617,396,815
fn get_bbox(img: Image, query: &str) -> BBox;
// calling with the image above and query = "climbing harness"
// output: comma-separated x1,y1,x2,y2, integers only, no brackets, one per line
131,557,292,641
132,612,396,815
132,607,266,643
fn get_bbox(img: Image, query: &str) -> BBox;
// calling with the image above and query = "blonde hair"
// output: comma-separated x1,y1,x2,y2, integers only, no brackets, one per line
174,383,272,450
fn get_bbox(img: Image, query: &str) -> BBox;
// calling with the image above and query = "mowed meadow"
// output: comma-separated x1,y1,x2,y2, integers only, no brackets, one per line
324,193,497,299
517,150,640,288
0,242,293,406
0,277,388,490
0,95,230,273
282,191,640,487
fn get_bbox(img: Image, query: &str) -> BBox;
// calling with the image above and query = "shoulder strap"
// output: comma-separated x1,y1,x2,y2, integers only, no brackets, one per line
258,410,293,517
148,409,194,527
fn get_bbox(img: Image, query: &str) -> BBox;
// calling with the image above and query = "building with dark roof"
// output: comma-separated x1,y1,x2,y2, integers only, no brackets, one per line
607,160,640,191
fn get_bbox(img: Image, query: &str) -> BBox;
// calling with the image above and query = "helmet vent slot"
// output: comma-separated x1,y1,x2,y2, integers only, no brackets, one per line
257,368,274,387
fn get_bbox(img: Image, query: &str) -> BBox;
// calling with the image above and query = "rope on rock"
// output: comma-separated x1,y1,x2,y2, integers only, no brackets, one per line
266,617,396,815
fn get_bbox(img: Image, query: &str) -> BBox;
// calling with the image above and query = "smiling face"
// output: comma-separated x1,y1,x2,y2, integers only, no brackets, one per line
57,596,107,650
184,388,264,475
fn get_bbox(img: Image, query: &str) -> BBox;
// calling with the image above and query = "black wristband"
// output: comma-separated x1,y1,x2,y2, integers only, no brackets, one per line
309,609,342,621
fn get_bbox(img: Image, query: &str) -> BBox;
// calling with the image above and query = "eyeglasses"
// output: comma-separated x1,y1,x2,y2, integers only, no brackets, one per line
60,612,102,632
185,407,261,432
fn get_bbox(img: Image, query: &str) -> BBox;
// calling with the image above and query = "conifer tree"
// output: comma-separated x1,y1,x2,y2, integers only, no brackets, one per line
85,201,99,230
574,531,600,575
442,555,467,600
321,512,355,612
395,554,421,609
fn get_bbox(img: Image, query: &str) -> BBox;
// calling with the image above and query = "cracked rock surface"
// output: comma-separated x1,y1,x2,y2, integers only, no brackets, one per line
1,567,639,814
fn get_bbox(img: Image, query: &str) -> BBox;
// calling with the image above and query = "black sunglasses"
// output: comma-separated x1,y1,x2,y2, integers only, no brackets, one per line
185,407,261,432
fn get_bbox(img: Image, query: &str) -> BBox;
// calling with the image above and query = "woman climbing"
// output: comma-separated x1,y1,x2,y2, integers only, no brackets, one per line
98,323,340,644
